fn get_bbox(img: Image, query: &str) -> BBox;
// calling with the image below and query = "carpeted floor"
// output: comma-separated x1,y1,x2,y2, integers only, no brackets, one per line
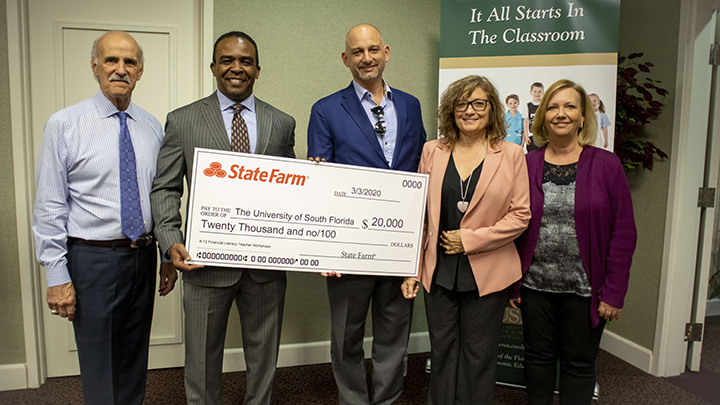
0,350,716,404
664,315,720,405
1,317,719,404
700,315,720,375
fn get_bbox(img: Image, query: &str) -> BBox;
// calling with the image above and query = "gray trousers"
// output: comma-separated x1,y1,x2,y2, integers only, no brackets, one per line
327,275,413,405
183,271,286,405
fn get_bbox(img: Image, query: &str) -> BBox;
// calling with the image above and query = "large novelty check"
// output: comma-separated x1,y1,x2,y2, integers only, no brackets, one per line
185,148,428,277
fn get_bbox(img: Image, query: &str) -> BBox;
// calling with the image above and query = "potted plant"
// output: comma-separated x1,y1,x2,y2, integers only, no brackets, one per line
614,52,669,171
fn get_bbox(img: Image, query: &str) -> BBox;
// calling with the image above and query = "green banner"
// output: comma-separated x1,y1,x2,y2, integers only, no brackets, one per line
441,0,620,57
439,0,621,152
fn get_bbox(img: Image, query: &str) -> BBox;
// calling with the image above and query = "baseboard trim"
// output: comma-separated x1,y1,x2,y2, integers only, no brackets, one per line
0,364,27,391
407,332,431,354
706,298,720,317
222,332,431,373
600,330,653,373
0,331,650,390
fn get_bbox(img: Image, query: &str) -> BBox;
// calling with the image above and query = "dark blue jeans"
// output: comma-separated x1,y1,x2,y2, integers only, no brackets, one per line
520,287,605,405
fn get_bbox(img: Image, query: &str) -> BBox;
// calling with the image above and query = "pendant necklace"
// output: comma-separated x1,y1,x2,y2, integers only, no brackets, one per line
456,144,484,213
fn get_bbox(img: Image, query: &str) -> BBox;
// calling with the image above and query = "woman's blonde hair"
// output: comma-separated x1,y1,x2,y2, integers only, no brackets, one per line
531,79,597,148
438,75,506,148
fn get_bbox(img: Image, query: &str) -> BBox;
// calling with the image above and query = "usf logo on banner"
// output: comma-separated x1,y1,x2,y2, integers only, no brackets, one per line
439,0,620,153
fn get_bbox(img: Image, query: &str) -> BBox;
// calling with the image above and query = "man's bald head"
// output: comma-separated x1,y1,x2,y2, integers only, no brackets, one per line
342,24,390,90
92,31,144,68
345,24,384,49
90,31,144,110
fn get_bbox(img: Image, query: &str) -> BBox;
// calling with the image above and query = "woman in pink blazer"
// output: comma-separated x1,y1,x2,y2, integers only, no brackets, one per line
402,75,531,404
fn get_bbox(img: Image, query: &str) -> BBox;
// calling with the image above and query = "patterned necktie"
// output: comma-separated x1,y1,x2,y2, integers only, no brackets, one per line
231,103,250,153
117,111,144,241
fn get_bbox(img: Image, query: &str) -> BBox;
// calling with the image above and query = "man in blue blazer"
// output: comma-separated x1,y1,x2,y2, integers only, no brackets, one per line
307,24,426,405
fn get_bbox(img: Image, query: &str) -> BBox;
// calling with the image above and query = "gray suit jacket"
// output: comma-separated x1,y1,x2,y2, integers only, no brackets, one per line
151,92,296,287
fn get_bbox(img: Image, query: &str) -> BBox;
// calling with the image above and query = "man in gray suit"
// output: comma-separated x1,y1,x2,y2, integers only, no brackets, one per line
150,31,295,404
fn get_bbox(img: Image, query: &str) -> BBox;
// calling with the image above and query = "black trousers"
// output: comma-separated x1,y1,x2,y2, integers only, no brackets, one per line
424,285,508,405
520,287,605,405
67,241,156,405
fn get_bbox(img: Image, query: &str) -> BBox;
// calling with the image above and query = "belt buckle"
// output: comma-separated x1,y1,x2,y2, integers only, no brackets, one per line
130,235,153,248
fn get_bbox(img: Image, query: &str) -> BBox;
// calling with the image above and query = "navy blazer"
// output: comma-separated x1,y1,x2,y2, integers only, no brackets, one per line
307,83,426,172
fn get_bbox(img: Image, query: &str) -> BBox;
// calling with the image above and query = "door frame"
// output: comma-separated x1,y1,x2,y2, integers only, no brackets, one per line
651,0,717,377
686,2,720,371
6,0,215,388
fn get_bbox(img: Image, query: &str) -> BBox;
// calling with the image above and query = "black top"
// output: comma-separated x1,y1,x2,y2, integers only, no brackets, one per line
435,154,484,292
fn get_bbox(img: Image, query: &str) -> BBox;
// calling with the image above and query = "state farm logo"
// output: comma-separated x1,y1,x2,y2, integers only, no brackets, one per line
202,161,307,186
204,162,226,178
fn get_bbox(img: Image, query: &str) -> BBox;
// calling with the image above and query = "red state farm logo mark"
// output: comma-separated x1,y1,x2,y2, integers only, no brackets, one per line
202,161,307,186
204,162,227,178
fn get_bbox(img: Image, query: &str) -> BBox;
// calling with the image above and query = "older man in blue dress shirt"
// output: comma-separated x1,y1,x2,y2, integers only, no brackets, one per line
32,31,177,404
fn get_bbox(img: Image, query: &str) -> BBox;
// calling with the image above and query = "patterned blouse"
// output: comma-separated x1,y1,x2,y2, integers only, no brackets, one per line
523,161,591,297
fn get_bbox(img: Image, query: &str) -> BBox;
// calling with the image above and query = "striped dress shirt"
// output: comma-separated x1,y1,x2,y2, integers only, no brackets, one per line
351,79,398,167
32,91,163,287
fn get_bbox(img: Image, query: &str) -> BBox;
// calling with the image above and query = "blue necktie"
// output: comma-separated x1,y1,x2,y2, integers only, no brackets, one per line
117,111,144,241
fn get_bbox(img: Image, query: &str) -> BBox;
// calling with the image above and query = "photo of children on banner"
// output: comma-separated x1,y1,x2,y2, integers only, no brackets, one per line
589,93,612,150
504,94,527,148
524,82,544,152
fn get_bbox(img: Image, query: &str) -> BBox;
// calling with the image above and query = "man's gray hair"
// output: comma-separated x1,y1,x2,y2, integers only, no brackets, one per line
91,31,144,67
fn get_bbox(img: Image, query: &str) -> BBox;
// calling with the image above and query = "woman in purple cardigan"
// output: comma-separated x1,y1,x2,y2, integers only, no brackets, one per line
510,79,636,404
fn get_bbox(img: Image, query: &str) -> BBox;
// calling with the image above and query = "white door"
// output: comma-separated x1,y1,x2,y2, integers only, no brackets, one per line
27,0,203,377
687,5,720,371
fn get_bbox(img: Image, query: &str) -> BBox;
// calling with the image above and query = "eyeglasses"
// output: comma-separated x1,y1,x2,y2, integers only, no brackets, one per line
371,105,387,136
454,98,489,112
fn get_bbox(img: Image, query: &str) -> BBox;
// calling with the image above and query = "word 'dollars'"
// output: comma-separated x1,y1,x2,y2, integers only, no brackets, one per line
204,161,306,186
